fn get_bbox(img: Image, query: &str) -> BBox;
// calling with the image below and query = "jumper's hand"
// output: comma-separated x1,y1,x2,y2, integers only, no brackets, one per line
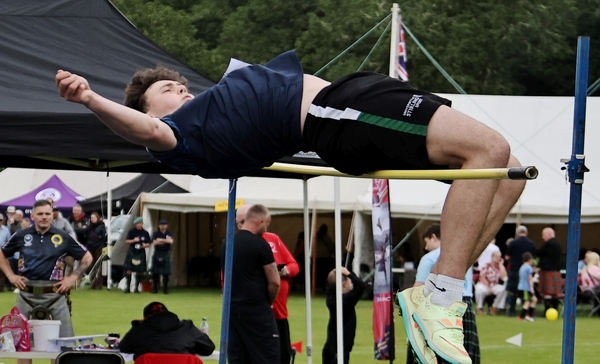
56,70,94,105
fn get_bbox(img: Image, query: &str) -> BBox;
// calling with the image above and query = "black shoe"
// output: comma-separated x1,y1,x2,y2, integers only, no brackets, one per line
134,290,140,294
124,290,130,294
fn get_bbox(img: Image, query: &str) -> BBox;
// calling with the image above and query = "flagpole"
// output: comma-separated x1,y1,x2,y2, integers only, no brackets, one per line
388,3,399,78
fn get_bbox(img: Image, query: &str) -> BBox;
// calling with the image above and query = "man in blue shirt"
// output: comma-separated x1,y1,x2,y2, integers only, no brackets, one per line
56,51,526,363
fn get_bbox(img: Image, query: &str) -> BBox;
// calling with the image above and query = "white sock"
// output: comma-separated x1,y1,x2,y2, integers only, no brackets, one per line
423,273,438,296
430,274,464,308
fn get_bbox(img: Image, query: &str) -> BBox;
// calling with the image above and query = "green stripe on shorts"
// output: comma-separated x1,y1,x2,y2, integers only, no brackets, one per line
357,112,428,136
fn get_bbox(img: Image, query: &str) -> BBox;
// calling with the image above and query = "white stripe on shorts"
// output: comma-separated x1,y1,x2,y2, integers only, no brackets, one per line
308,104,361,121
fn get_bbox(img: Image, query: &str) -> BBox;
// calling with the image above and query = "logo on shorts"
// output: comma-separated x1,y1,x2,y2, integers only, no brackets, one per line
24,234,33,246
403,94,423,117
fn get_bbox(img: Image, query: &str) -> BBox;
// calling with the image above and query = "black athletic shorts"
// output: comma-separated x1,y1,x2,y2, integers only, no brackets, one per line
303,72,452,176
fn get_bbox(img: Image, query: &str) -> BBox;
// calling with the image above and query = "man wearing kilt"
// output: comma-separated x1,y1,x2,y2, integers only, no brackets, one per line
504,226,536,317
537,227,563,313
151,219,174,294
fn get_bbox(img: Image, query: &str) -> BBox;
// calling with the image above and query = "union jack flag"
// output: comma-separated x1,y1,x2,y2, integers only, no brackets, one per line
396,15,408,81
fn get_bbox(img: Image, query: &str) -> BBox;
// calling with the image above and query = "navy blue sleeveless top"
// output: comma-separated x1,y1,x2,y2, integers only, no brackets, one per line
148,50,307,178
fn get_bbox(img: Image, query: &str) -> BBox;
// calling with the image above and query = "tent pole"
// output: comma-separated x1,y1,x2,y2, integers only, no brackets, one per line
106,171,113,290
219,179,237,364
561,36,590,364
303,176,313,363
334,177,344,364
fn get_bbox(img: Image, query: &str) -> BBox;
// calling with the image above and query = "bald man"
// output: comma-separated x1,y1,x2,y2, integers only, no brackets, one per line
222,204,281,364
537,227,563,313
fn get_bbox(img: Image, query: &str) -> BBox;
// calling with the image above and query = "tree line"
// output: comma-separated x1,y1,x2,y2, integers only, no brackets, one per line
112,0,599,96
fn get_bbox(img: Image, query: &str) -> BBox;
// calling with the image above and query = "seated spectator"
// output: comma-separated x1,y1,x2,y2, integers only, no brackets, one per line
474,251,508,315
118,302,215,360
579,251,600,292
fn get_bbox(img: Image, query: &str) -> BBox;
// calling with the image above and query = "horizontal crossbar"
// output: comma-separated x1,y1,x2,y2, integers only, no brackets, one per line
265,163,538,180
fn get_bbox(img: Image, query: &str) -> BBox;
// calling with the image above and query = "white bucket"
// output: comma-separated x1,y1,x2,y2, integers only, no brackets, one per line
29,320,61,352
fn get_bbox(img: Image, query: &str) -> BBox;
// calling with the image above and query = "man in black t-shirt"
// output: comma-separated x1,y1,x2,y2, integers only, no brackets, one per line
505,225,536,316
221,204,281,364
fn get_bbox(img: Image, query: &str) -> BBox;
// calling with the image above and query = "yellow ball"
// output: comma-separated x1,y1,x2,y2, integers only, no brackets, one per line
546,308,559,321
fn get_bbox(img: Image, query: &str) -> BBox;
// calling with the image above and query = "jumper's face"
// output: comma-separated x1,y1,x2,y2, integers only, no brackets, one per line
32,205,52,230
72,205,82,216
90,214,99,224
135,222,144,230
144,80,194,118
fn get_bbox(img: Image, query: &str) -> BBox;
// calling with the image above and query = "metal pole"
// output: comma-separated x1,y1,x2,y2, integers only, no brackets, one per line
303,176,313,363
334,177,344,364
106,172,112,289
561,36,590,364
388,3,399,78
219,179,237,364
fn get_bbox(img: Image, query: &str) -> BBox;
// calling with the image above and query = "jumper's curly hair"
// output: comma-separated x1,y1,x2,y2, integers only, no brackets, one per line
124,66,188,112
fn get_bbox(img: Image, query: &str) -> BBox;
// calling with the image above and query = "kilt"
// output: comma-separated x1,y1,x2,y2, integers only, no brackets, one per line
462,297,480,364
151,251,171,275
123,249,147,272
538,270,563,296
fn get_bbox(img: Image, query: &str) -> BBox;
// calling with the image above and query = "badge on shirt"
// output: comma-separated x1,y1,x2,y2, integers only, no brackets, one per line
24,234,33,246
51,234,63,247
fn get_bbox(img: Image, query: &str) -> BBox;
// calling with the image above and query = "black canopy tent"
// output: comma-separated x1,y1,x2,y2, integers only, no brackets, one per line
80,173,188,215
0,0,327,177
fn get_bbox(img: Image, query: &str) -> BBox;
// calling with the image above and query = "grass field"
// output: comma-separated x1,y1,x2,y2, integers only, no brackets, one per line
0,287,597,363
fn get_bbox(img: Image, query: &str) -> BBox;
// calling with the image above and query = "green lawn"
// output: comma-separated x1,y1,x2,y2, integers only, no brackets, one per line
0,287,597,363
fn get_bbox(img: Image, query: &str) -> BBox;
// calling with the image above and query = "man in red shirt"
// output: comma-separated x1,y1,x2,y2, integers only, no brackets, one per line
235,205,299,364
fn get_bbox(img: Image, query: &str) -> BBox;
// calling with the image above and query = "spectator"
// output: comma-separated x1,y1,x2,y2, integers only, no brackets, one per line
579,250,600,317
124,217,151,293
84,212,107,289
322,267,366,364
537,227,563,313
250,206,299,364
477,238,500,269
20,219,31,229
51,206,75,234
9,209,24,235
474,251,508,315
4,205,15,226
517,252,537,322
505,225,536,316
68,203,88,242
118,301,215,360
0,199,92,364
221,204,280,364
151,219,173,294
